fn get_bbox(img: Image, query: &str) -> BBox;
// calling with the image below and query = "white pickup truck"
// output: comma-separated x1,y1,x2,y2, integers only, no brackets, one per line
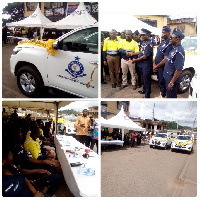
152,37,197,94
149,133,172,149
171,135,194,154
10,24,98,98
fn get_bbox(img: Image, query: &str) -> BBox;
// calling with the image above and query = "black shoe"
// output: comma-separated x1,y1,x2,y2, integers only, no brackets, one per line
101,81,107,84
112,84,116,88
132,85,137,90
138,90,145,94
116,83,121,87
119,85,128,90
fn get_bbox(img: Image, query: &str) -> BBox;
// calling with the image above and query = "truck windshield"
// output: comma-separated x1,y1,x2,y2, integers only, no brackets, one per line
181,38,197,51
63,116,77,122
155,133,167,138
177,136,191,140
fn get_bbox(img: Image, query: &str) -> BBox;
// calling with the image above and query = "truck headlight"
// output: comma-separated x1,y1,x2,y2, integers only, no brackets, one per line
13,48,22,55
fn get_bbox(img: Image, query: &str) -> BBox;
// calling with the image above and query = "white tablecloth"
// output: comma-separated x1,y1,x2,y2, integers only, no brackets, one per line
101,140,124,146
55,135,100,197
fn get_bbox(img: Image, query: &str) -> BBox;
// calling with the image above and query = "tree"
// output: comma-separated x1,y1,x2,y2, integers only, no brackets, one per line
2,2,24,25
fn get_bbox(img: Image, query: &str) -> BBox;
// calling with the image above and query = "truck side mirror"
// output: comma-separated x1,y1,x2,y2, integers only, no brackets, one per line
53,41,59,50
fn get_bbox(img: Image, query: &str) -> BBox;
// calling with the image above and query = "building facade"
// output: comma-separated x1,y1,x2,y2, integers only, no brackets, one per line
24,2,98,22
167,18,197,37
134,15,168,31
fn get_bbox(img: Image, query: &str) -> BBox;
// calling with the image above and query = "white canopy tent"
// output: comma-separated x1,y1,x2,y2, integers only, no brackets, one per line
100,13,161,35
101,106,146,141
2,101,71,134
44,2,97,30
6,4,52,39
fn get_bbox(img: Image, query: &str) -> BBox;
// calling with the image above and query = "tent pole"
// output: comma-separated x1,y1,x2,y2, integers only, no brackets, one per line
54,102,59,135
122,128,124,141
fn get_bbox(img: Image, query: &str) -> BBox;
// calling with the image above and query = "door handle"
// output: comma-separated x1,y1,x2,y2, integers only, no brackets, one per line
89,61,98,65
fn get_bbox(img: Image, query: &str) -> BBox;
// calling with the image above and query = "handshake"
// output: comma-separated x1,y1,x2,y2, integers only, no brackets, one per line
126,51,134,57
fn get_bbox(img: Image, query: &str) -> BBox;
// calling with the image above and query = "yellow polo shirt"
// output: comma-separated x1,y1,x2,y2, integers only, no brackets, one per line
119,39,139,53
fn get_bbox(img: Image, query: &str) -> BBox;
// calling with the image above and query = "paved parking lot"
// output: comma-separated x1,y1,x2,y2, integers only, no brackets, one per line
101,142,197,197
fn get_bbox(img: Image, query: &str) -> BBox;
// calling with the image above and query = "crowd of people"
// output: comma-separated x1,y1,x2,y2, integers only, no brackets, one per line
101,26,185,98
101,129,144,148
2,26,69,44
2,109,62,197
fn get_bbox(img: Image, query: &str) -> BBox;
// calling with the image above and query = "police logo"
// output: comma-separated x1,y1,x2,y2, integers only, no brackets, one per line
65,56,86,78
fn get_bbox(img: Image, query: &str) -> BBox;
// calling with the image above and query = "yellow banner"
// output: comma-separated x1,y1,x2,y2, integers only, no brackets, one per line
173,138,193,147
18,39,56,56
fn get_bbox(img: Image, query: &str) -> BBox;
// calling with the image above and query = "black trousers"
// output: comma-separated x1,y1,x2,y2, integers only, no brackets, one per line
76,135,87,145
131,138,135,147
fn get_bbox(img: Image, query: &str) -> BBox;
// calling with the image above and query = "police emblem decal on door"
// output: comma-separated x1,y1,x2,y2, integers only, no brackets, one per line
65,56,87,78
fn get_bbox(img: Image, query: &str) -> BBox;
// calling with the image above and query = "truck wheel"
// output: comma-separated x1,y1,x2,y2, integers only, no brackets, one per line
17,65,43,97
189,147,193,154
177,70,192,93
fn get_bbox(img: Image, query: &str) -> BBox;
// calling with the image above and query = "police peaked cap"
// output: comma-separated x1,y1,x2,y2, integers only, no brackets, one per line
134,30,140,35
162,26,171,32
141,28,151,35
172,28,185,39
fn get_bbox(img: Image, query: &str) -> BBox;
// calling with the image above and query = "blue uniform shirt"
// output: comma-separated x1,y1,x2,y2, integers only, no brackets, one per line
138,40,153,70
164,44,185,83
2,165,32,197
155,38,173,64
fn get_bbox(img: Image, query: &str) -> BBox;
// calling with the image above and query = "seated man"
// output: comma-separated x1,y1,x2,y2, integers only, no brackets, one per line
24,125,62,174
11,126,61,195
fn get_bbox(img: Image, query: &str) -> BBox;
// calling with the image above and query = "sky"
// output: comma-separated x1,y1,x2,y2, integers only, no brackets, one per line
59,101,98,112
129,101,197,128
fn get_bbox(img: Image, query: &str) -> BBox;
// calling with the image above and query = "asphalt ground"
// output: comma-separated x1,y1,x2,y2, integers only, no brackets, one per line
2,42,80,98
101,141,197,197
101,76,189,98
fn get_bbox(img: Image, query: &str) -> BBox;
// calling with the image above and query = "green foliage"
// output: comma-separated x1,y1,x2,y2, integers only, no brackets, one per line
3,2,24,23
59,109,81,115
161,120,193,130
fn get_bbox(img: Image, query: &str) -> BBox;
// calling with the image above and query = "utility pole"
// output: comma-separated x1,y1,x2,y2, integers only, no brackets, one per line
152,103,155,121
152,103,155,134
193,118,196,132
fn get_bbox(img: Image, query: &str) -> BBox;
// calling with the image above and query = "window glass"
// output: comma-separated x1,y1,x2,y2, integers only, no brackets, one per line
60,27,98,54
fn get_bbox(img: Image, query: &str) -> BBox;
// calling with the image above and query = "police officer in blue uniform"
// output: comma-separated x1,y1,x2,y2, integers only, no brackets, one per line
163,28,185,98
132,28,153,98
153,26,173,98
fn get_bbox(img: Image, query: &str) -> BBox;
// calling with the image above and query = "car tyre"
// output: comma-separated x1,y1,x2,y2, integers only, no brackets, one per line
189,147,193,154
17,65,43,97
171,148,174,152
177,70,192,93
149,145,153,148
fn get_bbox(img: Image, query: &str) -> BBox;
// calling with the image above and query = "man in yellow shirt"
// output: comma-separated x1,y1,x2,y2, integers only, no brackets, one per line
74,109,91,144
24,126,43,160
119,30,139,90
103,29,120,88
